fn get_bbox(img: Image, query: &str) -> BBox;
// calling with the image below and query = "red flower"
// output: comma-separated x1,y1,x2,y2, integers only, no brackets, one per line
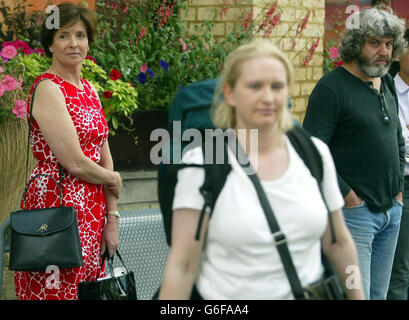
85,55,97,63
110,69,122,80
103,91,113,98
333,60,344,69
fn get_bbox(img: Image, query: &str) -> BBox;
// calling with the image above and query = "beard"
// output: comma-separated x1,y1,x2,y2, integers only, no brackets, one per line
356,52,392,78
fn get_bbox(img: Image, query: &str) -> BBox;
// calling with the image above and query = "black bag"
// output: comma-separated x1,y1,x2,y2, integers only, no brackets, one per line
78,250,137,300
9,175,83,271
9,80,83,272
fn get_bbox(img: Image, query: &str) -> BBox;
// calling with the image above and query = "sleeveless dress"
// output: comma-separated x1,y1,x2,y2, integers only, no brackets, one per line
14,73,109,300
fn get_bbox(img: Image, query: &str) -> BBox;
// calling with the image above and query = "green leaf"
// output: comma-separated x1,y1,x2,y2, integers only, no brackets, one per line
112,115,118,129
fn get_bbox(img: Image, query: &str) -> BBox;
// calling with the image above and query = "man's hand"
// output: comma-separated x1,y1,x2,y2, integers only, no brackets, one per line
344,189,363,208
396,191,403,203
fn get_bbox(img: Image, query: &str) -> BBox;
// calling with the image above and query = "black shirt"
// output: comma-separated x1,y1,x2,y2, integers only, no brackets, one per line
303,67,405,213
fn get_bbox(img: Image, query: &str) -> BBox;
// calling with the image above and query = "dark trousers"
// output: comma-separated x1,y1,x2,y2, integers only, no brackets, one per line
387,177,409,300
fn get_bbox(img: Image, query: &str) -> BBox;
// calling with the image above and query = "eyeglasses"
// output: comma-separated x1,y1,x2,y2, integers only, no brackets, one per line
379,92,391,124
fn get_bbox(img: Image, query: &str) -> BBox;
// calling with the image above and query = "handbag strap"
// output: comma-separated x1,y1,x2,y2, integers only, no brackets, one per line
24,78,64,208
232,138,306,300
102,249,130,274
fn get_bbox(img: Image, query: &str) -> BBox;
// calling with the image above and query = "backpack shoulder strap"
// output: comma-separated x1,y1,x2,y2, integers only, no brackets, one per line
287,125,323,183
195,134,231,240
287,126,336,243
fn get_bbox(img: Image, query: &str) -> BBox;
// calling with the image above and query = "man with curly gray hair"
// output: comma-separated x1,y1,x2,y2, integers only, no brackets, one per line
303,7,406,300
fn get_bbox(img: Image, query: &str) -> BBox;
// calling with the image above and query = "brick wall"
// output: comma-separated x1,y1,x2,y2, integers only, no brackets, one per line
181,0,325,123
2,0,95,12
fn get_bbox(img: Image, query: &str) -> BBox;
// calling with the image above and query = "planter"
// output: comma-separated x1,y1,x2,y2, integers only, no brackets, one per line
0,119,35,224
108,109,169,170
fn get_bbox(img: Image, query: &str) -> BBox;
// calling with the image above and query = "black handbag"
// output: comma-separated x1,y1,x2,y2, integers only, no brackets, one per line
234,140,346,300
8,79,83,272
78,250,137,300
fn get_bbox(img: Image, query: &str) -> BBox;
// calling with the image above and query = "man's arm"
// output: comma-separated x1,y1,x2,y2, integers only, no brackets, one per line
303,82,353,199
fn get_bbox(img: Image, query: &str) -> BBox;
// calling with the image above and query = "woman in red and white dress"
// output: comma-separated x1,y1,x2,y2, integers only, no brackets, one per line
15,2,122,300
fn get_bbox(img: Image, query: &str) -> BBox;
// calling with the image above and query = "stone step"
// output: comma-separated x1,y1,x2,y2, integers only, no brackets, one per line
117,169,159,210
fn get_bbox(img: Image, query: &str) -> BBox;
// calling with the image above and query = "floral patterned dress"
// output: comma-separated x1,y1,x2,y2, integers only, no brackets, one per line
14,73,109,300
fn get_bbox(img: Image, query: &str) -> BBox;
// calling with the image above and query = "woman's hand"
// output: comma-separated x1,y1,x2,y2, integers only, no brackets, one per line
107,171,122,199
101,216,119,257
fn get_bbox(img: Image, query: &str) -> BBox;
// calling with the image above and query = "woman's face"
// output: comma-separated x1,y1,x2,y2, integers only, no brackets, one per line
223,56,289,131
49,19,89,67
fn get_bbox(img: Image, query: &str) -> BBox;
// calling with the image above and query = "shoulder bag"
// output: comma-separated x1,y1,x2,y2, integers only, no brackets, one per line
9,79,83,272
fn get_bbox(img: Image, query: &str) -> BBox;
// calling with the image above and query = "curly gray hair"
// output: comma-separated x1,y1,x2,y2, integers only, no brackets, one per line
340,7,406,62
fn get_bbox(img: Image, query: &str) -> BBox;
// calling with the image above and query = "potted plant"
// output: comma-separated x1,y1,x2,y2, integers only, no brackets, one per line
89,0,256,169
0,40,48,224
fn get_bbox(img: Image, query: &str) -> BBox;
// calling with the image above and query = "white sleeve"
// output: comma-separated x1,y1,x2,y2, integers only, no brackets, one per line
172,147,205,211
311,137,345,211
398,112,409,155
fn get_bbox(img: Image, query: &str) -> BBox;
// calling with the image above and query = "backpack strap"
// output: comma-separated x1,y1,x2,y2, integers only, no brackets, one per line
195,134,231,240
287,126,336,244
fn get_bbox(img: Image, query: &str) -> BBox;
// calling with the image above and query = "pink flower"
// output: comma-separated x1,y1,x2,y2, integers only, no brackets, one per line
32,48,45,56
3,75,17,91
14,40,31,54
135,28,147,44
123,3,129,13
0,83,5,97
1,45,17,59
12,100,27,119
329,46,339,59
140,63,148,73
2,41,13,48
266,2,277,17
179,37,187,51
101,27,108,40
17,75,23,91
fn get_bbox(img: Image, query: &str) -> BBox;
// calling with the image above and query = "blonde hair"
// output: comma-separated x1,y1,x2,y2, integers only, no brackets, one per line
212,39,294,132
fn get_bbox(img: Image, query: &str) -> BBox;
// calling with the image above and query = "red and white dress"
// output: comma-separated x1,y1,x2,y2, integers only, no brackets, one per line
15,73,109,300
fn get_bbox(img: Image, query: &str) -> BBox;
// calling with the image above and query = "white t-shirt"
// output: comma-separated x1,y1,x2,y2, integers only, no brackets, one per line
395,73,409,175
173,136,344,300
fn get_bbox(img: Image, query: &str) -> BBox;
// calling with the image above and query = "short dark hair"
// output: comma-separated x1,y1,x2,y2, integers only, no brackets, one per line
40,2,96,57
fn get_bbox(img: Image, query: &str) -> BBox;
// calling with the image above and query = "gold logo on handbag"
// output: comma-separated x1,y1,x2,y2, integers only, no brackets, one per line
37,224,48,232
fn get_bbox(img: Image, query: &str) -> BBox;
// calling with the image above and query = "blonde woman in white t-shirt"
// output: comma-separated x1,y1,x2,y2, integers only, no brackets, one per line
158,40,365,300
